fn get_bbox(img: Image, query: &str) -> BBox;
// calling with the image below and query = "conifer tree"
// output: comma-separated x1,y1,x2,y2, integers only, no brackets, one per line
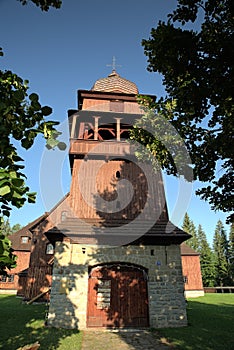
197,224,215,287
182,213,198,250
229,223,234,285
182,212,190,233
213,220,230,286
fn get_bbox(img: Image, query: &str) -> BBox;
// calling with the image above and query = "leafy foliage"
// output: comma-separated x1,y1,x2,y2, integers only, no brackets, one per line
19,0,62,11
138,0,234,222
130,97,193,181
0,218,22,236
0,235,17,275
11,223,23,233
0,218,12,237
0,0,64,272
0,66,66,220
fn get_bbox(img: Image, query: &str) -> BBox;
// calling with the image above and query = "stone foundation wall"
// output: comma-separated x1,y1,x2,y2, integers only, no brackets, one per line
184,290,205,298
47,242,187,329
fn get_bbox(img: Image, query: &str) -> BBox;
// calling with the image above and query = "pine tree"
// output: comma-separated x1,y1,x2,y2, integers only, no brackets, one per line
229,224,234,285
197,224,215,287
182,212,190,233
213,220,230,286
182,213,199,250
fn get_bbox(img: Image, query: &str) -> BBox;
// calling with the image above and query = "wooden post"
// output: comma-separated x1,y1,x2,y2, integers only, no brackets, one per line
70,114,77,139
115,118,122,141
94,116,100,140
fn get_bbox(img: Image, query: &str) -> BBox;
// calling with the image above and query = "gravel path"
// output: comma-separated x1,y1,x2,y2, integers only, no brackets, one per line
81,330,174,350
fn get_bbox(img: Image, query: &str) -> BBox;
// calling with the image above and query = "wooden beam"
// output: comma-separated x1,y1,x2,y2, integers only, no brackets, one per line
26,288,51,305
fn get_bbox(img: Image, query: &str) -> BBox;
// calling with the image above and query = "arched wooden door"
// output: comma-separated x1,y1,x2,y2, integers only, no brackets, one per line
87,264,149,328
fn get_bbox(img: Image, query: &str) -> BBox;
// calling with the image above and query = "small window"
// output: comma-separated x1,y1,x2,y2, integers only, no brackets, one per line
116,171,121,179
46,243,54,255
61,211,67,222
183,276,188,284
21,236,29,244
8,274,14,283
0,275,7,283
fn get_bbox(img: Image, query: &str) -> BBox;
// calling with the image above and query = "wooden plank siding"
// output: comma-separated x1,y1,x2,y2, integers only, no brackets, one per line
87,265,149,328
82,99,143,114
69,140,135,157
77,90,156,112
69,158,168,222
24,228,53,300
181,255,203,292
24,266,52,300
82,99,111,111
19,195,74,300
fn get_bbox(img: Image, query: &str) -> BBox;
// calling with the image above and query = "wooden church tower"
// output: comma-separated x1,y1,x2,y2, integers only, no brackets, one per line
46,69,190,329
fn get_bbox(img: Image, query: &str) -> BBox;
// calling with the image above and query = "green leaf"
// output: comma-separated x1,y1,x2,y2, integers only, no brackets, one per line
57,142,66,150
12,178,24,187
46,138,59,149
41,106,52,116
31,100,41,110
9,171,17,179
1,204,11,210
26,191,37,197
12,190,24,199
0,179,9,187
29,93,39,102
21,138,34,149
2,210,10,217
27,192,36,203
0,186,11,196
13,90,25,101
12,155,24,162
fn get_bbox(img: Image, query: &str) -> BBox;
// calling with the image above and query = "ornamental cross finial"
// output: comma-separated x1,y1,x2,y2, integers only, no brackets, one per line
106,56,122,72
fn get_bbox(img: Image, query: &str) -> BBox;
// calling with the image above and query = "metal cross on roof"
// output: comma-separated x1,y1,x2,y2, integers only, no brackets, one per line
106,56,122,72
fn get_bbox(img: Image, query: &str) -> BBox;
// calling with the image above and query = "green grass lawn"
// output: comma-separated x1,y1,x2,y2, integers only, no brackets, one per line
0,295,82,350
0,294,234,350
158,293,234,350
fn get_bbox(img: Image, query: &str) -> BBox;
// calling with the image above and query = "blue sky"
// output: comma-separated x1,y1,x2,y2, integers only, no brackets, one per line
0,0,230,244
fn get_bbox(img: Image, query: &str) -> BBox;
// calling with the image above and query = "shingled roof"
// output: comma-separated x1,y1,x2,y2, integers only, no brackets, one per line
180,242,199,256
46,217,190,246
91,70,139,94
9,214,47,251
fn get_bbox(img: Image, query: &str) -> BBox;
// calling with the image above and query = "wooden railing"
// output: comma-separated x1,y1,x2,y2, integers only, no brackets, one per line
204,287,234,293
69,140,137,157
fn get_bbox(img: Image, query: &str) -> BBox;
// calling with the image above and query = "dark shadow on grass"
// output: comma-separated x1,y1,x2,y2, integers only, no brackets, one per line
0,295,82,350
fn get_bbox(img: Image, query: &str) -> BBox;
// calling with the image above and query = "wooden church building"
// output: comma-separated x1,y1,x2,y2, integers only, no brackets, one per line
7,70,194,329
46,69,191,329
